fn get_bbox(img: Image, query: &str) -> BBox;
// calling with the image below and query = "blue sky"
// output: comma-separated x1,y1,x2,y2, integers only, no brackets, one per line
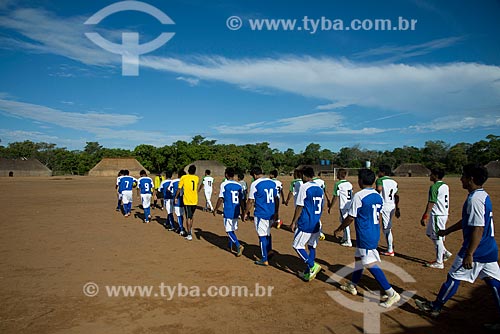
0,0,499,152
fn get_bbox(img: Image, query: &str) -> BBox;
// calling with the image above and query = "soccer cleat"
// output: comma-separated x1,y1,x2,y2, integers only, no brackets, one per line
179,230,187,237
340,282,358,296
185,234,193,241
254,259,269,266
144,220,149,224
167,226,175,231
381,251,395,257
309,263,322,281
443,251,453,262
319,232,326,241
276,220,283,229
380,292,400,308
236,245,244,257
298,271,311,281
415,299,441,318
425,261,444,269
341,240,352,247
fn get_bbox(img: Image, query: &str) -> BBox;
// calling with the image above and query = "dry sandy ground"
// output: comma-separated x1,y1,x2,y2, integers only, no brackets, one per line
1,175,500,334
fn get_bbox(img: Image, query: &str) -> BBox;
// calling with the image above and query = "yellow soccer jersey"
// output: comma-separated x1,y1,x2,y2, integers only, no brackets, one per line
179,174,199,205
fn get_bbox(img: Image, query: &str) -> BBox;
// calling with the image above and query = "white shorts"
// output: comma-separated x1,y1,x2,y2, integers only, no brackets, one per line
164,199,173,214
224,218,239,232
448,256,500,283
117,192,123,200
355,248,381,266
122,190,133,204
426,214,448,240
381,208,394,230
141,194,152,208
254,217,272,237
292,229,320,249
174,206,184,217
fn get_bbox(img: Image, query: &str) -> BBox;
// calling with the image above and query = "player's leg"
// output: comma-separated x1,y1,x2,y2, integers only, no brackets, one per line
340,255,364,295
381,209,394,255
292,230,314,279
205,190,214,212
255,217,269,265
116,192,122,211
176,206,185,235
340,212,352,247
226,218,243,256
142,194,151,223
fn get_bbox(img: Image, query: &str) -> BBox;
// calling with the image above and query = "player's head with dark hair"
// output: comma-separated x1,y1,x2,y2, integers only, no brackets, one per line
294,167,304,179
188,165,196,175
124,170,129,175
205,169,211,175
118,170,124,176
358,168,376,186
338,168,348,179
250,166,263,177
165,170,173,178
178,169,186,178
430,168,445,180
378,164,392,176
237,172,244,181
270,170,278,178
225,167,235,178
302,166,315,179
462,163,488,188
140,170,147,176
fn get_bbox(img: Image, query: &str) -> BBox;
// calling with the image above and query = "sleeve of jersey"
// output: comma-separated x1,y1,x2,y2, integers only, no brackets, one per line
429,185,438,203
348,193,361,218
218,183,225,198
296,185,307,206
333,182,339,196
468,195,486,227
248,182,257,200
178,177,184,189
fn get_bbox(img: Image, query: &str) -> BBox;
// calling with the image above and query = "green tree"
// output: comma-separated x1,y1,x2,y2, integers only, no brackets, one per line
422,140,449,170
446,143,470,173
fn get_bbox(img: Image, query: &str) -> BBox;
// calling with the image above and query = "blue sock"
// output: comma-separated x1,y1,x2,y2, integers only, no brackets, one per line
117,199,121,209
308,245,316,264
351,260,364,285
178,215,184,231
485,278,500,313
434,274,460,309
227,231,240,248
368,265,391,291
125,203,131,214
259,236,268,261
168,213,174,227
267,234,273,254
295,248,314,269
144,207,150,220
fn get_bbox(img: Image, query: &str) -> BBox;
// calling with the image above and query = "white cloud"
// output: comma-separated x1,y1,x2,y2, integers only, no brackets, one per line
176,76,200,87
411,115,500,132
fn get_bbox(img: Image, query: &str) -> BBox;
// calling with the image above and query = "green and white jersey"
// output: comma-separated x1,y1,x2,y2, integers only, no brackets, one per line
202,176,214,191
313,177,326,191
333,179,353,213
376,176,398,209
428,180,449,216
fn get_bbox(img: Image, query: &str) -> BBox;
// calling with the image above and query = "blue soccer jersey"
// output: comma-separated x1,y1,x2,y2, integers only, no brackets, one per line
249,177,277,220
118,176,137,192
137,177,153,195
169,179,184,207
458,189,498,263
296,181,324,233
159,179,173,199
219,180,243,219
348,188,383,250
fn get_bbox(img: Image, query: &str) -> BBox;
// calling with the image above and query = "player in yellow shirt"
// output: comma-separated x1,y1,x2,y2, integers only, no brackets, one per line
175,165,199,241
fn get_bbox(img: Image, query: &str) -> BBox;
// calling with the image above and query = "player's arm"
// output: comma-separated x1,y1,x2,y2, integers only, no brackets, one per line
273,195,280,221
284,191,292,206
394,193,400,218
213,197,223,216
289,205,303,232
197,181,203,193
280,188,286,204
244,199,254,220
463,226,484,269
420,202,435,226
328,195,337,214
334,215,354,238
438,219,463,237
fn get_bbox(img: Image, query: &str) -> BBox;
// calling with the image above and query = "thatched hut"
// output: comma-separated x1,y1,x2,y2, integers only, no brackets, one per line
89,158,149,177
0,158,52,177
184,160,226,178
394,163,430,177
485,161,500,178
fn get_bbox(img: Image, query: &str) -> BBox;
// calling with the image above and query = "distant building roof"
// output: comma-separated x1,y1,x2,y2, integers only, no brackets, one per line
89,158,149,177
0,158,52,177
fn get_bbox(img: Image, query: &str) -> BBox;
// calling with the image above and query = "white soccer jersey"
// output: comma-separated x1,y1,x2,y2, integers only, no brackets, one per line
273,179,283,199
313,177,326,190
429,181,449,216
203,176,214,191
334,180,353,214
376,176,398,209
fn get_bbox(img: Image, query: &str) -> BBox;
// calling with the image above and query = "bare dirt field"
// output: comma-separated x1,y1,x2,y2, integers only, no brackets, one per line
1,175,500,334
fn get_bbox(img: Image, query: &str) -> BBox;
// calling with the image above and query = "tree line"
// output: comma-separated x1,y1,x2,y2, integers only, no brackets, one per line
0,134,498,175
